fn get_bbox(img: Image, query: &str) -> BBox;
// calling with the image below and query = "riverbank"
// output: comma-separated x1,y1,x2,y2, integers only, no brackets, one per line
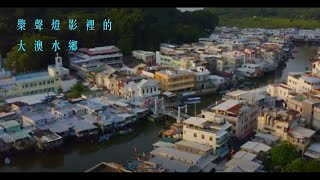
0,120,173,172
0,45,317,172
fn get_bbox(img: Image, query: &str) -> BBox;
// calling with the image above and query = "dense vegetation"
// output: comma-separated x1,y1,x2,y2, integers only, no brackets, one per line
219,17,320,29
0,8,218,73
261,142,320,172
66,83,89,99
206,8,320,29
206,8,320,19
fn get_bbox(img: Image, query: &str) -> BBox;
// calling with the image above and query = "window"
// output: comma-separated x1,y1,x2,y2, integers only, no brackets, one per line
143,89,145,94
146,89,149,93
50,80,54,83
30,83,33,87
47,80,50,84
210,136,213,141
194,133,197,138
150,88,153,93
154,87,156,91
202,135,205,139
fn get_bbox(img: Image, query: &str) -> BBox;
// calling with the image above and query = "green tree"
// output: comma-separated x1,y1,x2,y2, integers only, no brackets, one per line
257,151,272,171
281,158,304,172
269,142,300,167
5,34,68,73
67,83,89,99
304,160,320,172
1,8,219,72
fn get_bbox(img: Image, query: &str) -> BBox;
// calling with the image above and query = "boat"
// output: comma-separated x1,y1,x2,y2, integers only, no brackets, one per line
4,157,11,165
261,62,277,73
117,128,134,135
98,134,111,143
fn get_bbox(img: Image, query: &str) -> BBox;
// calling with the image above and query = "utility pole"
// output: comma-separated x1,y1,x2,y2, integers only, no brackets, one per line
177,105,187,123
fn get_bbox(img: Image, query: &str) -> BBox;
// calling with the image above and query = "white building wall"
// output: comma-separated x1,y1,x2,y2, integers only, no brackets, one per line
183,126,216,147
267,84,293,101
313,106,320,130
61,79,78,92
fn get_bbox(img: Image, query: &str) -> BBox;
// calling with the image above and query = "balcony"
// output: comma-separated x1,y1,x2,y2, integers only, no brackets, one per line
216,145,229,158
263,124,276,132
185,125,217,134
167,79,194,85
167,84,194,91
216,136,228,146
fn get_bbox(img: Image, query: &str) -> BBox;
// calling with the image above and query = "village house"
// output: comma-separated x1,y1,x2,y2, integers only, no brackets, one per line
183,116,232,158
32,129,63,150
95,69,160,102
132,50,156,66
267,83,295,101
240,141,271,155
0,55,77,101
287,72,320,93
0,120,34,151
0,111,17,122
202,99,260,138
188,66,211,90
223,150,264,172
154,69,195,93
257,108,315,151
286,94,317,126
0,126,14,153
69,46,123,69
149,143,218,172
11,101,29,113
22,112,56,127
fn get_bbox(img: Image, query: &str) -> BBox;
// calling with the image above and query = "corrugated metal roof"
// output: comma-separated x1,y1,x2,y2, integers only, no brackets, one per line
0,120,20,129
150,147,202,164
175,140,212,152
306,143,320,153
183,117,207,127
149,156,192,172
241,141,271,154
212,99,241,112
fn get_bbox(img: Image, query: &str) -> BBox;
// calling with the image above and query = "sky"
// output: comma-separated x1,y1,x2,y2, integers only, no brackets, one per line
177,8,204,12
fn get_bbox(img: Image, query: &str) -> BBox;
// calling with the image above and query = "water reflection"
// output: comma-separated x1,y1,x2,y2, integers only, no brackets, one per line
0,45,317,172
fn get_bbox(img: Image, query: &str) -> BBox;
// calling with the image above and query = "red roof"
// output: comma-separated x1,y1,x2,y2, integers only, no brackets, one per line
78,46,120,56
226,104,243,115
287,109,300,117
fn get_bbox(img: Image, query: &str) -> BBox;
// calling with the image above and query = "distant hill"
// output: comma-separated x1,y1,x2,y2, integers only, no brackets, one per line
205,8,320,29
205,8,320,19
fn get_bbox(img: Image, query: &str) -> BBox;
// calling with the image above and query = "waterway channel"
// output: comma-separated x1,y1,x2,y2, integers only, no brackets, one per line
0,45,317,172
